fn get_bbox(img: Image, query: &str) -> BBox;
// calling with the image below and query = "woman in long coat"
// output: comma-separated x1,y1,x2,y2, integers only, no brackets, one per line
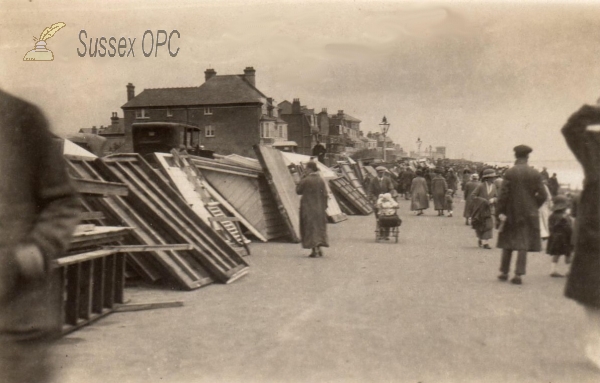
445,168,458,197
470,169,498,248
463,173,481,225
431,171,448,216
410,170,429,216
296,161,329,257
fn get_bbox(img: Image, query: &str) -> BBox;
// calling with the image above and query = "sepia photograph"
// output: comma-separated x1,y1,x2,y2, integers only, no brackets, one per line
1,0,600,382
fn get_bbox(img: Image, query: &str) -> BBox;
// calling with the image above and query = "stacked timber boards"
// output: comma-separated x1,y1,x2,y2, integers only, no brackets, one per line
329,177,373,215
189,156,289,241
253,145,301,243
66,154,249,289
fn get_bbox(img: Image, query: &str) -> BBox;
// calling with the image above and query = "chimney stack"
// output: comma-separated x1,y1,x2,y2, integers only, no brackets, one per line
244,66,256,87
111,112,119,126
337,110,344,116
292,98,301,114
91,126,98,134
204,68,216,82
126,83,135,101
321,108,327,114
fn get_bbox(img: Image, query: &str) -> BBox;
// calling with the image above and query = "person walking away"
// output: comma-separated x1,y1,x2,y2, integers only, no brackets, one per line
548,173,560,197
445,189,454,217
496,145,547,285
445,168,458,197
311,141,327,164
546,195,573,277
463,173,481,225
431,169,448,216
368,166,394,205
539,180,553,241
400,167,415,200
296,161,329,258
561,105,600,367
540,167,550,182
0,90,80,383
376,193,401,240
410,170,429,216
461,168,472,195
424,169,433,200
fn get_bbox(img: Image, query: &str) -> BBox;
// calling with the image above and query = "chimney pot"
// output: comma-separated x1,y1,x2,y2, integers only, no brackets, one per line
204,68,217,82
243,66,256,87
292,98,301,114
126,83,135,101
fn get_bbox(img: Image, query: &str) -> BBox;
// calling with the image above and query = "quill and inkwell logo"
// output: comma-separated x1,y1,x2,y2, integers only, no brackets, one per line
23,22,66,61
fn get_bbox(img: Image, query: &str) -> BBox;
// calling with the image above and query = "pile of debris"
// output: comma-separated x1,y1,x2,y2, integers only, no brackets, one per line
59,140,374,333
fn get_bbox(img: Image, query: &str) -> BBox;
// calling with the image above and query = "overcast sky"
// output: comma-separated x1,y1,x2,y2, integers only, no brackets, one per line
2,0,600,162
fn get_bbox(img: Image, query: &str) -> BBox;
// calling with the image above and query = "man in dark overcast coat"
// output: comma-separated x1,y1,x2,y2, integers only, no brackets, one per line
496,144,548,285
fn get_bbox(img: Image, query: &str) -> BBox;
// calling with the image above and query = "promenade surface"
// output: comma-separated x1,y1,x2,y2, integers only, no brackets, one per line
55,198,599,383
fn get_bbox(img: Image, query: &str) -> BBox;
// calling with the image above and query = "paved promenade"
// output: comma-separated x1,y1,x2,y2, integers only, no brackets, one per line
55,199,598,383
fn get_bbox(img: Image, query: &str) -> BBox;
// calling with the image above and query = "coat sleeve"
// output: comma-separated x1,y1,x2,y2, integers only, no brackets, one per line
296,177,305,195
25,106,80,270
533,173,548,208
496,178,511,217
562,106,600,182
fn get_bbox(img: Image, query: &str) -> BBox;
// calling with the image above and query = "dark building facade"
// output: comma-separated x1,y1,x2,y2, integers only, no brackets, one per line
120,67,287,158
278,99,319,155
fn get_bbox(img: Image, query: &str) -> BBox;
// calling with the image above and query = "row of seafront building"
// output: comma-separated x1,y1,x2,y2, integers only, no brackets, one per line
78,66,445,162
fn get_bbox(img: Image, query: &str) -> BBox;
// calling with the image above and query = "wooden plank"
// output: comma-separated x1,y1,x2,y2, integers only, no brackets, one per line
92,257,105,314
72,178,129,196
253,145,301,242
95,154,249,283
114,301,184,312
329,177,373,215
198,169,270,242
55,249,119,267
115,254,126,304
104,244,194,252
339,163,367,197
65,264,81,326
79,262,93,320
66,156,215,289
156,152,254,247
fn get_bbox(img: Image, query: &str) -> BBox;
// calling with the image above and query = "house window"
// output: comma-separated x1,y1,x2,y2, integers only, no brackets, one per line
166,108,173,117
135,108,149,119
261,123,270,138
278,125,283,138
204,107,213,115
205,125,215,137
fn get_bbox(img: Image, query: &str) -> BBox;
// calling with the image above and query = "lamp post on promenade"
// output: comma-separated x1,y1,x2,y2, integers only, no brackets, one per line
379,116,390,162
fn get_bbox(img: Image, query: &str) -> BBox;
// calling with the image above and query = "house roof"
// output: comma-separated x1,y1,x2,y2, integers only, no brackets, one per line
330,113,362,123
121,75,268,108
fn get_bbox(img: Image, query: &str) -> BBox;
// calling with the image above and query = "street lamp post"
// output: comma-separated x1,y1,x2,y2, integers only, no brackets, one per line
379,116,390,162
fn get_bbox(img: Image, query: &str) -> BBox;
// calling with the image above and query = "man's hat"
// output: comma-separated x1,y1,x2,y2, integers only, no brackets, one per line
471,173,479,180
552,195,569,211
482,169,497,179
514,144,533,157
376,166,387,172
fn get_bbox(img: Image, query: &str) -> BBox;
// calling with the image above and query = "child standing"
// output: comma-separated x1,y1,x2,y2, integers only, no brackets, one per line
445,189,454,217
546,195,573,277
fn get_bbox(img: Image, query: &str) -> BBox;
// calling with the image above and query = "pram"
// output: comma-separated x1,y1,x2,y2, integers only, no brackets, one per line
375,207,402,243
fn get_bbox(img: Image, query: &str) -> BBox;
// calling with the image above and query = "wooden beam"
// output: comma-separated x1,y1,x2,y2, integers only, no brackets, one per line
103,244,194,252
72,178,129,196
114,301,184,312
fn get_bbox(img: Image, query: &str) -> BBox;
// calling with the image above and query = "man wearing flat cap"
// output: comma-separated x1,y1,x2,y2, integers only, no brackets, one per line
368,166,394,204
496,144,548,284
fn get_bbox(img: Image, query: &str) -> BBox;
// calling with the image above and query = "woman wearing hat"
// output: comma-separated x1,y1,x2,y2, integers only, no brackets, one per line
469,169,498,249
410,169,429,215
296,161,329,258
431,169,448,216
463,173,481,225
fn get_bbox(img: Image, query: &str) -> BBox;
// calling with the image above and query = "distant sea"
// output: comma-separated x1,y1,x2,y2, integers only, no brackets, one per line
486,159,584,190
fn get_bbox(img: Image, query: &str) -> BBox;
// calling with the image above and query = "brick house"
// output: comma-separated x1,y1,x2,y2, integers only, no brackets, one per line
278,99,319,155
120,67,287,157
